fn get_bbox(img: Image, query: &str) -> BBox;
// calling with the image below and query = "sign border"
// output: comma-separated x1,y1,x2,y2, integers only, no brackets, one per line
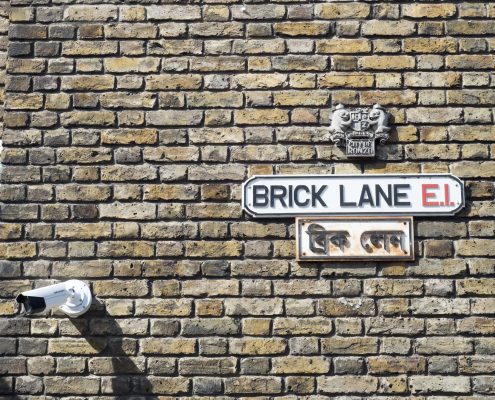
295,216,415,262
242,173,465,218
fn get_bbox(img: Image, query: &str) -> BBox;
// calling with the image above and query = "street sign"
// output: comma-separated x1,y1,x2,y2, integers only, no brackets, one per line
296,217,414,261
242,174,464,218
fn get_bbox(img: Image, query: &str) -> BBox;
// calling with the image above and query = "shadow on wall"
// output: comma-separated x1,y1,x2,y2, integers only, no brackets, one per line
69,298,159,398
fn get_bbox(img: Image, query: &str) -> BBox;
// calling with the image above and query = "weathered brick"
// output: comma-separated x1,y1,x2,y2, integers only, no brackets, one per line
225,377,281,394
318,298,375,316
141,338,195,355
274,22,329,36
230,338,286,355
321,337,378,355
316,3,370,19
180,357,236,375
147,5,201,21
190,56,245,72
225,298,283,316
407,107,463,123
409,376,470,394
366,317,424,335
416,337,473,354
99,203,155,220
61,111,115,127
55,223,112,239
318,376,378,394
189,127,244,144
185,241,242,257
231,260,289,277
135,299,192,317
62,41,118,56
405,72,460,87
93,279,149,297
182,318,239,336
64,5,118,21
182,279,239,296
101,165,157,181
48,338,107,355
274,318,332,335
404,38,457,54
89,356,145,375
403,3,457,18
235,109,289,125
232,73,287,89
447,55,495,69
104,57,160,73
147,110,202,126
232,5,286,20
459,356,495,373
448,20,495,35
100,92,156,109
0,243,36,259
101,128,157,145
106,23,157,39
272,356,329,374
360,56,415,70
362,20,415,36
317,38,371,54
368,356,426,374
273,55,328,71
45,377,100,395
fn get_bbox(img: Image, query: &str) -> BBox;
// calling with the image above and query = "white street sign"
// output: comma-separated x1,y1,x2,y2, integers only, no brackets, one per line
242,174,464,218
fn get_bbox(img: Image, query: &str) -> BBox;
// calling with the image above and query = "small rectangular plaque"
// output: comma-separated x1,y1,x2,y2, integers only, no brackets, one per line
296,217,414,261
346,138,375,157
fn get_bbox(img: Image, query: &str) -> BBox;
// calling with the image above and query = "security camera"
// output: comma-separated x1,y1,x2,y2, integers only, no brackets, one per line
16,280,92,318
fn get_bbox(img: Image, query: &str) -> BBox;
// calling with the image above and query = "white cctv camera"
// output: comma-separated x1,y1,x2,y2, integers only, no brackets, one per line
16,280,92,318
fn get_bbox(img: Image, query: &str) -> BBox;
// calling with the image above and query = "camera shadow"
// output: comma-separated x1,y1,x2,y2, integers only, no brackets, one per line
68,298,159,398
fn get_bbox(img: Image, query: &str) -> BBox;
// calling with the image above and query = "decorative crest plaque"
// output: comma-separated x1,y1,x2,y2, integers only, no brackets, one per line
329,104,391,157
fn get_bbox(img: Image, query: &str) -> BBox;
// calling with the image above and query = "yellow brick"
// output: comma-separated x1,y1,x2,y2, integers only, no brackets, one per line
49,338,107,354
0,224,22,239
242,318,271,335
316,3,370,19
101,128,157,144
146,74,202,90
104,57,160,73
274,90,329,106
0,242,36,259
316,39,371,54
403,3,457,18
360,90,416,106
360,56,415,70
143,184,198,201
404,38,457,53
230,338,286,355
446,55,495,69
274,22,329,36
272,356,330,374
185,241,242,257
232,73,287,89
319,72,374,88
235,109,289,125
187,91,243,108
141,338,195,354
362,20,415,36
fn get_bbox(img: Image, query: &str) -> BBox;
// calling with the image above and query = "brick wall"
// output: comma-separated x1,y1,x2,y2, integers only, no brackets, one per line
1,0,495,397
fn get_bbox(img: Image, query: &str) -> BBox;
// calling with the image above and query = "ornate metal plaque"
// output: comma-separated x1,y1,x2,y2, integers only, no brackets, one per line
329,104,391,158
296,217,414,261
